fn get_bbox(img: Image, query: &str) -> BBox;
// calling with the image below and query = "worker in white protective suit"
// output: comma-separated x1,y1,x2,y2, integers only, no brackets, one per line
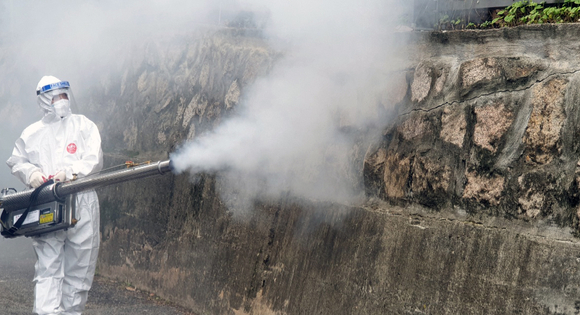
6,76,103,315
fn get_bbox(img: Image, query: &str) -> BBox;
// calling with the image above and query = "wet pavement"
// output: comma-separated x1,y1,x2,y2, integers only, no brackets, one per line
0,237,195,315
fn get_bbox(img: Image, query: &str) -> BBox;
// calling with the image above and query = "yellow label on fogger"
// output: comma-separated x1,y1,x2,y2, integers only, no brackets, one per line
39,213,54,224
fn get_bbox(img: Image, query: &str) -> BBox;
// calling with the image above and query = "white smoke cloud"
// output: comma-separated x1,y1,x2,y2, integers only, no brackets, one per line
171,0,410,210
0,0,410,211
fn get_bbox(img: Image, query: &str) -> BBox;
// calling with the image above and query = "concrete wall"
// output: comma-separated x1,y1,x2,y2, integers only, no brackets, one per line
87,25,580,314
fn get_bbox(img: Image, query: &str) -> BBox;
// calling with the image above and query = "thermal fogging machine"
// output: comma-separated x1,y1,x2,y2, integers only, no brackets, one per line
0,160,172,238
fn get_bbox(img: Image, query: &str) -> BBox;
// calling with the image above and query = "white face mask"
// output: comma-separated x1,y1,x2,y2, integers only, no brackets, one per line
52,99,71,118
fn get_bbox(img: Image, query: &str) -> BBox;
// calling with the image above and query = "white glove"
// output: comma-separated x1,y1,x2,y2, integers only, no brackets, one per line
52,171,66,182
29,171,47,188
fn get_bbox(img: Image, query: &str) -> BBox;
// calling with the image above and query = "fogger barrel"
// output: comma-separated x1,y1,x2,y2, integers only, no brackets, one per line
0,160,172,237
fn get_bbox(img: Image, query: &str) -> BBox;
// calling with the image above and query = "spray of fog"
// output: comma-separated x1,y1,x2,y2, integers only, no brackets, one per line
0,0,410,296
0,0,410,217
171,0,410,212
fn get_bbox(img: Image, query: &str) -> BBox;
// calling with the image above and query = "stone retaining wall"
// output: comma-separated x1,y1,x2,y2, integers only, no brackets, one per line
88,25,580,314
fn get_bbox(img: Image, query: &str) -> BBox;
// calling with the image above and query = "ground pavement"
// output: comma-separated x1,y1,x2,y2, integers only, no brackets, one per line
0,237,195,315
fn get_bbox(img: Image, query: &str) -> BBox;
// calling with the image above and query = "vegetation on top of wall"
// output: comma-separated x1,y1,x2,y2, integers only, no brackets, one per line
436,0,580,30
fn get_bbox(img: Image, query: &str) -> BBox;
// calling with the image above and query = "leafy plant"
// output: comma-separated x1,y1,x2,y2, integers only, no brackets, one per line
435,0,580,30
489,0,580,27
436,14,469,30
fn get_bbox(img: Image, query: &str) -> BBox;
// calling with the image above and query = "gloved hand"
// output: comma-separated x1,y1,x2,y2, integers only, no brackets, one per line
49,171,66,182
29,171,47,188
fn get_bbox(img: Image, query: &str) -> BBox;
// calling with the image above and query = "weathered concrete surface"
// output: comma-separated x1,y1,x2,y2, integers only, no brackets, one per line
97,193,580,315
82,24,580,314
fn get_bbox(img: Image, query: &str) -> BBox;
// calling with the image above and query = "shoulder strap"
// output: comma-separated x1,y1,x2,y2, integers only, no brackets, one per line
1,179,54,239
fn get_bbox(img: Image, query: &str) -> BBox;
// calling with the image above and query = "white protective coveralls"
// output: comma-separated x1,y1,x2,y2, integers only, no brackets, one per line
6,76,103,315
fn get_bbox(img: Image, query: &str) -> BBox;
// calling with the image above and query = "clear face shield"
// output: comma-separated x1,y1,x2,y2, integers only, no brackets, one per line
36,81,77,118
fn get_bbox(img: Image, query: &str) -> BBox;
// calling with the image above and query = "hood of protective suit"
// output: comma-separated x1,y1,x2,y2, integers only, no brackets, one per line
36,76,74,120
